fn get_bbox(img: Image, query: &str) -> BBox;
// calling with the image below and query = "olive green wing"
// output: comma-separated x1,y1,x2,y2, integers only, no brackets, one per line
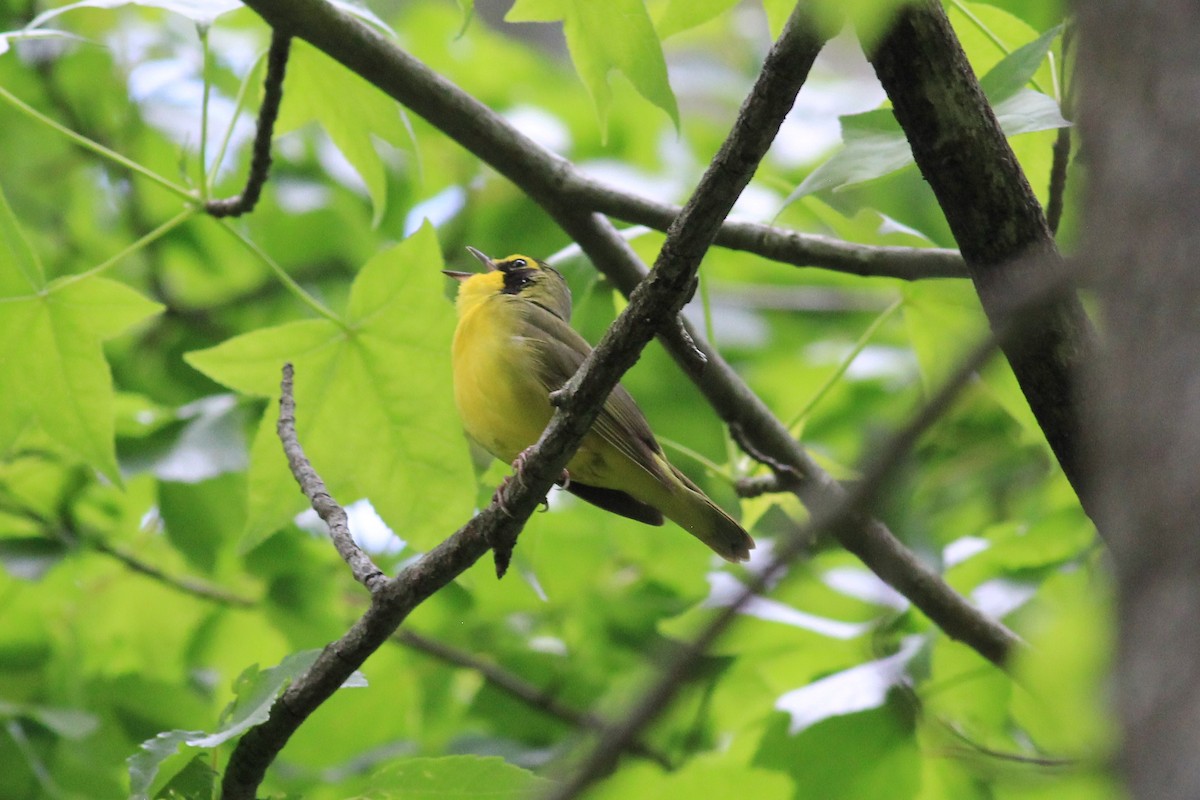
519,303,673,512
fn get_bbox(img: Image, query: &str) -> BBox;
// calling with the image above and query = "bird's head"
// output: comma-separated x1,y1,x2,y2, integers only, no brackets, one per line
444,246,572,321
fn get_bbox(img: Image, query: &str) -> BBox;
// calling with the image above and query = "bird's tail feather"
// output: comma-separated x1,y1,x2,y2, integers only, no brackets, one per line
662,468,754,562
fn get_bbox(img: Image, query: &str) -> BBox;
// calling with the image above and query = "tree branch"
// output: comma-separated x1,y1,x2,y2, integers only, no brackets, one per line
569,176,968,279
277,362,387,592
236,0,960,282
206,29,290,217
866,1,1097,519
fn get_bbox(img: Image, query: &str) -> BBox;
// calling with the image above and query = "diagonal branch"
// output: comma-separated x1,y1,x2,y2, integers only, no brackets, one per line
277,362,386,592
866,1,1097,519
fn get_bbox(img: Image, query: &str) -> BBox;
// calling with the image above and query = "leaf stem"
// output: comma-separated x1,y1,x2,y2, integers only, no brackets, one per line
785,295,903,435
0,84,195,204
54,209,197,289
214,221,345,326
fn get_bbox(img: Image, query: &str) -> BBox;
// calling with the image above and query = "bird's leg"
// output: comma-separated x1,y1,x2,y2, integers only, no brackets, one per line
492,447,570,515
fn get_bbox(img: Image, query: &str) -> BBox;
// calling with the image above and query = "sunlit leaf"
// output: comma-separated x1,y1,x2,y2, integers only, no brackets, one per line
26,0,241,29
0,275,163,482
360,755,553,797
186,224,474,552
774,636,925,734
654,0,740,38
129,649,365,798
278,40,418,226
508,0,679,132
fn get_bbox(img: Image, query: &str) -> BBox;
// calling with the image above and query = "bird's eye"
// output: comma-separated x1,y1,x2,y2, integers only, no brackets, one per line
512,258,527,268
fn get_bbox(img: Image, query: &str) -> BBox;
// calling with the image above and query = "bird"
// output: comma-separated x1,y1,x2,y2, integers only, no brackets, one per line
444,246,754,562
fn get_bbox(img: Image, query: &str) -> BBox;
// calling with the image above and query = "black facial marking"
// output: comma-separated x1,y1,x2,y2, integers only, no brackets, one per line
502,268,539,294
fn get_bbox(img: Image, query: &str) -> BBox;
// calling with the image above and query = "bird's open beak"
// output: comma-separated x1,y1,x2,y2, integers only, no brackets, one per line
441,270,473,282
466,246,496,271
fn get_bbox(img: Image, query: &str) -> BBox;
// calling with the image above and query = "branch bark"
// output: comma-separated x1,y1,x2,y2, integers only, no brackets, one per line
866,1,1097,519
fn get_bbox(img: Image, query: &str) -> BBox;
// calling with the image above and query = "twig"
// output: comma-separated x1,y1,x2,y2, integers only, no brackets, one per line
574,180,969,280
206,30,291,217
539,319,1020,800
277,362,387,592
1046,128,1071,235
4,503,256,609
394,630,672,768
936,718,1078,768
88,539,256,609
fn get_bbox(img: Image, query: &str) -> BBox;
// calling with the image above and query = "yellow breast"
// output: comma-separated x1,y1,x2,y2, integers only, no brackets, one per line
451,285,554,463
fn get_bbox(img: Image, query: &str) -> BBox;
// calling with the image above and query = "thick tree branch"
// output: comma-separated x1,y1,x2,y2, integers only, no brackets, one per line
866,1,1097,518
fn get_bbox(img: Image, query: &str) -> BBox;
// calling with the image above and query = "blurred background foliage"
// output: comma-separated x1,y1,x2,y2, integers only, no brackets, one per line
0,0,1114,797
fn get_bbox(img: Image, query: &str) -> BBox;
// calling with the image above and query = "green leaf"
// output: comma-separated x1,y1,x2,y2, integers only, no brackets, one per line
0,537,68,581
26,0,241,30
754,702,920,800
979,24,1063,101
900,280,985,387
509,0,679,132
129,649,362,798
186,224,474,552
278,40,418,227
589,755,791,800
0,700,99,739
1011,568,1116,756
361,755,553,797
0,178,42,292
654,0,740,38
786,22,1067,204
789,111,914,199
0,276,163,482
991,88,1068,136
153,755,217,800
